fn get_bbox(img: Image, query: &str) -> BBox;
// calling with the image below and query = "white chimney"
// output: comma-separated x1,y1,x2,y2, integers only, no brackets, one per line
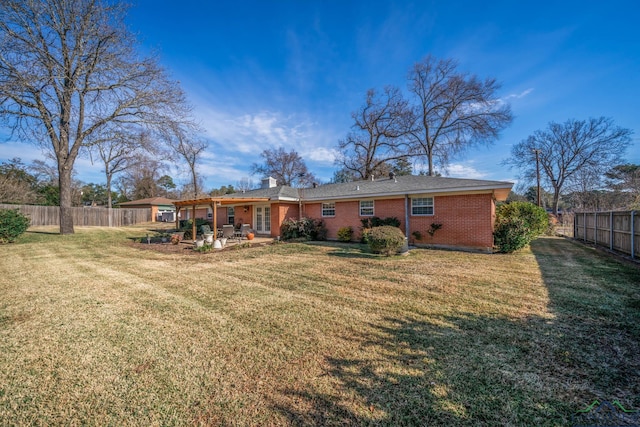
261,177,277,189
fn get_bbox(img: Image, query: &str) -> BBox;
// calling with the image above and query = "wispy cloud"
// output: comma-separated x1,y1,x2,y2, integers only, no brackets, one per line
443,162,488,179
504,88,534,100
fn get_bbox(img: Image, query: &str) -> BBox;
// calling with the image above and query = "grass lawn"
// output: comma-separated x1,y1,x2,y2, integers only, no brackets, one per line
1,226,639,426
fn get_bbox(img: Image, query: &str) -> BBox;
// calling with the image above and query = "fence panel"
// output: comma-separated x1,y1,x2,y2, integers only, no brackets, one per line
0,204,151,227
573,210,638,260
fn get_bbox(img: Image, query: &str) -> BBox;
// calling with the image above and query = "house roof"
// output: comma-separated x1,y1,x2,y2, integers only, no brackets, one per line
118,197,177,206
225,175,513,202
222,185,300,201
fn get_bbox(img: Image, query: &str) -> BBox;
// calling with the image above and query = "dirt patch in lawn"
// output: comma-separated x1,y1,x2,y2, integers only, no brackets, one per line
128,239,273,255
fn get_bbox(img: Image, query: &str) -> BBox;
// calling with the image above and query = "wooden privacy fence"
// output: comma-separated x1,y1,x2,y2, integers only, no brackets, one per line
0,204,151,227
574,210,639,260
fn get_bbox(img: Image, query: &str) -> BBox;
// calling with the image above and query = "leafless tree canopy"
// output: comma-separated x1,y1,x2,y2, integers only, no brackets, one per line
505,117,632,214
336,57,512,179
0,0,193,233
336,86,412,180
164,124,208,199
89,129,156,208
407,56,513,176
251,147,316,187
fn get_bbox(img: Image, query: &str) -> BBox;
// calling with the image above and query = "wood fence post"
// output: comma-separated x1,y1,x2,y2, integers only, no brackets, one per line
632,210,636,260
609,211,613,251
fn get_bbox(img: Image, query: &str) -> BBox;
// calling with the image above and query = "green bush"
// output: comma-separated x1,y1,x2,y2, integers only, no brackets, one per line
181,218,210,239
493,217,530,253
360,217,402,242
337,226,353,242
360,216,401,229
281,217,327,241
0,208,30,244
493,202,549,253
366,226,406,256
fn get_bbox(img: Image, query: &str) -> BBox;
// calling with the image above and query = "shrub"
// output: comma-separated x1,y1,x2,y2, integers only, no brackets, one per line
360,217,401,242
337,226,353,242
493,217,530,253
366,226,406,256
0,208,30,244
281,217,327,241
360,216,401,229
493,202,549,253
181,218,210,239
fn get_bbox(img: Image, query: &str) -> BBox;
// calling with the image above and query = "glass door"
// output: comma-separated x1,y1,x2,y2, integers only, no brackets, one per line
255,205,271,234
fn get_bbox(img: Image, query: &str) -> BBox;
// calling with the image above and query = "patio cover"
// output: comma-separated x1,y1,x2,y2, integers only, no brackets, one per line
173,197,270,240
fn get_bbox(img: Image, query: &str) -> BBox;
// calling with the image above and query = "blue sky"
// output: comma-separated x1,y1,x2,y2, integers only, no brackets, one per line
1,0,639,191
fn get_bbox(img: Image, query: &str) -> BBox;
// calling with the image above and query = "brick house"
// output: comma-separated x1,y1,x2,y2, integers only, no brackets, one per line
117,197,177,222
176,175,512,252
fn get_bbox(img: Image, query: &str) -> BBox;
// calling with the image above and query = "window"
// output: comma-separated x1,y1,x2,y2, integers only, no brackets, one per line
360,200,374,216
227,206,235,225
322,202,335,217
412,197,434,215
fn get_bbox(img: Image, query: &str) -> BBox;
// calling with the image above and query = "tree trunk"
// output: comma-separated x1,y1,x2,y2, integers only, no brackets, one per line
552,189,560,215
106,173,113,227
58,168,75,234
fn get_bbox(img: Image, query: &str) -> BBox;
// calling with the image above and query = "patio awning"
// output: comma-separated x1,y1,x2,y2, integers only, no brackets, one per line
172,197,270,240
173,197,270,208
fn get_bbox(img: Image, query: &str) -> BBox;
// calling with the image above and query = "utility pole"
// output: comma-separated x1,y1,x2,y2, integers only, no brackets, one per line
533,149,541,207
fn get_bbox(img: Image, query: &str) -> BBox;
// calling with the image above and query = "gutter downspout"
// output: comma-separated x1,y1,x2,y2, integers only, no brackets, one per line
405,195,410,239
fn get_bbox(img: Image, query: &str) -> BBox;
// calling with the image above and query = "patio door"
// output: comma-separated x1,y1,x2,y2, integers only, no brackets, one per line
255,205,271,234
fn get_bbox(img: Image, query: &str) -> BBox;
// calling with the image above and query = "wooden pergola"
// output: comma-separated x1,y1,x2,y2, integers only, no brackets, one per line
173,197,270,240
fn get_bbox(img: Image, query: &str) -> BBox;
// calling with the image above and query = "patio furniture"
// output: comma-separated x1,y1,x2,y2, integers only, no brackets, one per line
240,224,252,239
222,224,235,241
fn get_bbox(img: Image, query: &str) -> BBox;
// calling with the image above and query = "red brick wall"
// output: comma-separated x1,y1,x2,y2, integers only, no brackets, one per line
271,203,299,237
234,206,252,229
304,199,407,241
410,193,495,249
303,193,496,249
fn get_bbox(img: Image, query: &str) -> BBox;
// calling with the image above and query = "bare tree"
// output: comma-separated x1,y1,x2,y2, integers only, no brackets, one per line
0,158,39,203
236,177,254,193
505,117,633,214
605,164,640,209
250,147,316,187
336,86,413,180
117,156,166,201
0,0,192,234
89,129,155,209
166,124,208,199
407,56,513,175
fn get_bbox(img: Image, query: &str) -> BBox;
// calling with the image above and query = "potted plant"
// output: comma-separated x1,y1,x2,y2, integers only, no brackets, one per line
246,232,254,240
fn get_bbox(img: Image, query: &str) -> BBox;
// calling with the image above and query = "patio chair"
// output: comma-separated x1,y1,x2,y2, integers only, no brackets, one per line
240,224,252,239
222,224,235,240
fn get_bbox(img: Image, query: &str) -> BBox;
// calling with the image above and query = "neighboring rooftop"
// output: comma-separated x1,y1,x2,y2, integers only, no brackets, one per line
118,197,177,206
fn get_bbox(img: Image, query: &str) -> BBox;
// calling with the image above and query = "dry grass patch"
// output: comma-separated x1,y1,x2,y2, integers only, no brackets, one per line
0,228,638,425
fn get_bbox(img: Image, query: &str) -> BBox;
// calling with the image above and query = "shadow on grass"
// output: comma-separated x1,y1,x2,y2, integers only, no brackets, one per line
529,237,640,407
271,238,640,426
25,230,60,235
272,314,571,426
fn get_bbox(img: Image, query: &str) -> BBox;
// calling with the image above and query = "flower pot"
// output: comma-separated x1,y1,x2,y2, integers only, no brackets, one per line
213,239,223,250
220,237,227,247
246,232,254,240
194,239,204,248
204,233,214,244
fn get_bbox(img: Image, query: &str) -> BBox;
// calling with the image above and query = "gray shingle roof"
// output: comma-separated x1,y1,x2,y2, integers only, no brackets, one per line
221,185,299,200
226,175,512,202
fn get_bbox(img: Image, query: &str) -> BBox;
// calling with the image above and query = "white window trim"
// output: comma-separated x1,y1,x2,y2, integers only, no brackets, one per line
411,197,434,216
322,202,336,217
359,200,374,216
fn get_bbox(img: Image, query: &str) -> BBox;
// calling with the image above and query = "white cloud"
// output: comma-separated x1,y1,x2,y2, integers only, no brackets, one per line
505,88,534,100
443,163,488,179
